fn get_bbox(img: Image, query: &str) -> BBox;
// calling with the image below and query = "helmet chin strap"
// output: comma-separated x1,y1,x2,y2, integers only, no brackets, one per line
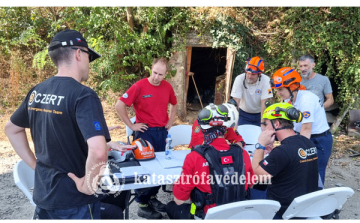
270,120,293,131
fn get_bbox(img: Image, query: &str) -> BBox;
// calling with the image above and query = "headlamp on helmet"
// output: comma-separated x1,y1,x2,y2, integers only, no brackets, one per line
198,103,230,130
222,101,239,128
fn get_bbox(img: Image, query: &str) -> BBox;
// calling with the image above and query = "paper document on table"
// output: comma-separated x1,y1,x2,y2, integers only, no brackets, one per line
156,150,190,169
113,166,149,179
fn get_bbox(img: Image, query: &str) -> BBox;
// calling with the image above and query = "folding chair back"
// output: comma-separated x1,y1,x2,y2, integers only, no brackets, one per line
204,199,281,219
13,160,35,206
236,124,262,145
126,117,136,144
282,187,355,219
168,125,192,147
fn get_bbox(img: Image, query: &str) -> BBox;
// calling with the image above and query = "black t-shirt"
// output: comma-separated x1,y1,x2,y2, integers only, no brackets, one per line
11,76,111,210
259,135,318,217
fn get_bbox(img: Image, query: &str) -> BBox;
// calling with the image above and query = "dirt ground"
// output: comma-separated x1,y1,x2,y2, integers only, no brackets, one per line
0,101,359,219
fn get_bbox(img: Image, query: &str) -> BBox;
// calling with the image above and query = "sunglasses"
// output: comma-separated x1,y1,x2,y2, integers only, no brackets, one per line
71,47,92,61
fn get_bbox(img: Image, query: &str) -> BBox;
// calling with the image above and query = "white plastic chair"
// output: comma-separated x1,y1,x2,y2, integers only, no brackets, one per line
237,124,262,145
13,160,35,207
282,187,355,219
204,199,281,219
168,125,192,147
126,117,136,144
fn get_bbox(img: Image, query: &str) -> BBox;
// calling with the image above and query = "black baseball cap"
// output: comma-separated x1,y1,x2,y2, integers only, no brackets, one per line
48,29,101,62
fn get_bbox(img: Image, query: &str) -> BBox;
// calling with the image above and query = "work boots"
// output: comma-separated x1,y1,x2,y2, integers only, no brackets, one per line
137,196,166,219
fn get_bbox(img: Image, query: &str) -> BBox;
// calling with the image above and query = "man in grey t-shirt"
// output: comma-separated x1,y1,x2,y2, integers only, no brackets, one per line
298,55,334,109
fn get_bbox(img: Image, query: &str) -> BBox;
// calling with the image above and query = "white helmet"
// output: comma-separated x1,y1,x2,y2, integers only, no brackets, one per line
198,103,230,130
222,99,239,128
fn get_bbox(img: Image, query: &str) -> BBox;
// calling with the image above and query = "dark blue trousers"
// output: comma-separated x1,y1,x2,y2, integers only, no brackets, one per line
35,202,101,219
238,109,261,127
134,127,168,203
310,130,333,189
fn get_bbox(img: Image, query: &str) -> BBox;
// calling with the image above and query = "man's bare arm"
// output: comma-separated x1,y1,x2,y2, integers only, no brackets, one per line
300,122,312,139
68,135,108,195
115,100,147,132
5,121,36,170
323,93,334,109
166,104,177,130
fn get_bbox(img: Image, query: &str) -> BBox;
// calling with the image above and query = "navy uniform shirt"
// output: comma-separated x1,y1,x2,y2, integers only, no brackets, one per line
11,76,111,210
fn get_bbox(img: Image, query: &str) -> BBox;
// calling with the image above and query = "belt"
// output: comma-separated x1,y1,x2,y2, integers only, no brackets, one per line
147,126,166,131
311,130,330,138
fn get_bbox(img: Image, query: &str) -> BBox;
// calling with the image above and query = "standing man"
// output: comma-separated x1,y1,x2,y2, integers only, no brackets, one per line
4,29,133,219
115,57,177,219
231,56,273,126
299,55,334,109
252,102,318,219
271,67,332,189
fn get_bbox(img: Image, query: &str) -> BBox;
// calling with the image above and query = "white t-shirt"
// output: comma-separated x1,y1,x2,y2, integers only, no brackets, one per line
231,73,273,113
288,90,329,134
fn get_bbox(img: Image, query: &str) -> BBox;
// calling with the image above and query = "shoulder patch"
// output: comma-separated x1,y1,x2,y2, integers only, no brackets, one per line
122,93,128,99
194,126,201,133
94,121,101,130
268,89,272,95
303,111,311,119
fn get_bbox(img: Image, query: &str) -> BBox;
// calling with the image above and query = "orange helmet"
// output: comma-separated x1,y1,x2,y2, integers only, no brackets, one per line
245,56,265,74
131,138,155,161
271,67,302,91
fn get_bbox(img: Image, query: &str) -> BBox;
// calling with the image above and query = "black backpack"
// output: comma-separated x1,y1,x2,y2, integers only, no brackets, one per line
190,144,247,218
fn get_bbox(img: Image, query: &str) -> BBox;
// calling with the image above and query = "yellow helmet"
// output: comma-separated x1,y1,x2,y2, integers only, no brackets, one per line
262,102,303,123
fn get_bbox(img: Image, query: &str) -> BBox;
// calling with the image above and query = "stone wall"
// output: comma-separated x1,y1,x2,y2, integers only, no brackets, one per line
168,32,214,120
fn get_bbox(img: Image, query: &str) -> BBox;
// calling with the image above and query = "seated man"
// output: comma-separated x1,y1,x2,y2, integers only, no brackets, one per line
188,99,246,149
252,102,319,219
166,103,254,219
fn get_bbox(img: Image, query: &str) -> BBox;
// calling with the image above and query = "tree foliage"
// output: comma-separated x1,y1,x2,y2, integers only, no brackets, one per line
1,7,360,118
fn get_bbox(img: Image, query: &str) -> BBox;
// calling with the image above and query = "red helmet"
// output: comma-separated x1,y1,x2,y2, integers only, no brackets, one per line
245,56,265,74
131,138,155,161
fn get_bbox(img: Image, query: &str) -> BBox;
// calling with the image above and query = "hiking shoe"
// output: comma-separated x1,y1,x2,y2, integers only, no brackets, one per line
148,196,167,212
138,204,162,219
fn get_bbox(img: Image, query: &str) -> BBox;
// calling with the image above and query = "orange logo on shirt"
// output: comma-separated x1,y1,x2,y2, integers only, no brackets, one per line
303,111,311,119
298,148,307,159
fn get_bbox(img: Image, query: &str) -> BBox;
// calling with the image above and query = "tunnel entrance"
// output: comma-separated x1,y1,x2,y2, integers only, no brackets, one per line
186,47,227,112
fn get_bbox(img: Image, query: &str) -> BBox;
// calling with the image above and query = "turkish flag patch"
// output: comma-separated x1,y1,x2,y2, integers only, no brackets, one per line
221,156,233,165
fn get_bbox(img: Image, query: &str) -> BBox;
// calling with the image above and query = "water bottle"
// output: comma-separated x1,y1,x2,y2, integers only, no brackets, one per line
165,134,172,160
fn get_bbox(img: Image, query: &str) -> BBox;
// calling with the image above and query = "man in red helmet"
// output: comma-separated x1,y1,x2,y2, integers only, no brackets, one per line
230,56,273,126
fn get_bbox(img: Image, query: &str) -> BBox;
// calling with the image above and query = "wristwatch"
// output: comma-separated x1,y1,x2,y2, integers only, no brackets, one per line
255,143,266,150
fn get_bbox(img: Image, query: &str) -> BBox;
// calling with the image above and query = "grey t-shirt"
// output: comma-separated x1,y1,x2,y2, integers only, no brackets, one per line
300,73,332,106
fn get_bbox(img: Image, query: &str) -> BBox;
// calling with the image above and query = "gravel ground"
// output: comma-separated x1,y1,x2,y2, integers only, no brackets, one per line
1,139,359,220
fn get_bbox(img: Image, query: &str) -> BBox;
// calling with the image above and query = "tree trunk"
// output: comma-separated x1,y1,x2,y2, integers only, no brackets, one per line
126,7,134,30
330,105,351,134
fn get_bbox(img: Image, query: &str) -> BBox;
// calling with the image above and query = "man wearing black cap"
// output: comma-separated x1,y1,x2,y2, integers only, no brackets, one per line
4,29,133,219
